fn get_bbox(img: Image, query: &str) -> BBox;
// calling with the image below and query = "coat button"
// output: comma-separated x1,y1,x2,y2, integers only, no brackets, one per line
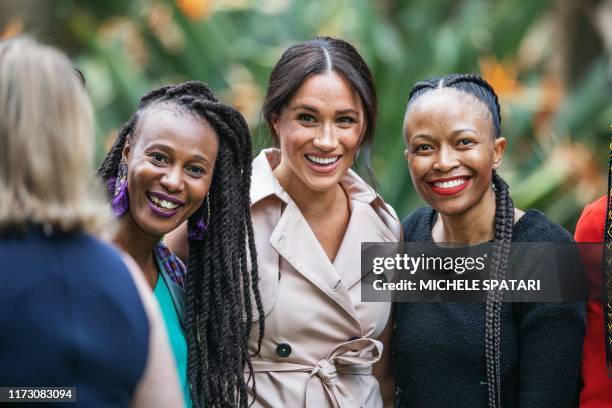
276,343,292,358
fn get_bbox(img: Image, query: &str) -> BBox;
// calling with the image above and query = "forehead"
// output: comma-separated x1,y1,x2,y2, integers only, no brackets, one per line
287,71,362,111
404,88,493,134
133,104,218,153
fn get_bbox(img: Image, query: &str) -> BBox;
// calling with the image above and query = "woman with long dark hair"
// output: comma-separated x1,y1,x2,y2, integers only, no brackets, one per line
98,81,264,408
166,37,400,407
393,73,585,407
245,37,400,407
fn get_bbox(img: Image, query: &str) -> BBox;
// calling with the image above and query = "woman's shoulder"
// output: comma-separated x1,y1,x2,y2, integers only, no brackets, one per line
401,207,434,242
1,226,129,272
66,235,149,335
370,199,402,241
0,228,147,335
575,195,606,242
513,209,574,243
42,234,146,309
70,233,133,273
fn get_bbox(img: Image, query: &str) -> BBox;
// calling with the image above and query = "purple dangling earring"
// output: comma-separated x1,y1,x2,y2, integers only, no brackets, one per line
188,196,211,240
109,159,129,216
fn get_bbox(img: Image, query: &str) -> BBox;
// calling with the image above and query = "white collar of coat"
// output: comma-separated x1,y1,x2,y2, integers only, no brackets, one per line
250,148,395,219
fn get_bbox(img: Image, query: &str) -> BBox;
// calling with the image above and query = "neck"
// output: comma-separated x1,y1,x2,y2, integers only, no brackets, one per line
433,188,497,244
112,212,160,287
274,163,346,218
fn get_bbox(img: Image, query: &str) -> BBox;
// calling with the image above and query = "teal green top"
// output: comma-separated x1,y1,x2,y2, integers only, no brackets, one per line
154,273,192,408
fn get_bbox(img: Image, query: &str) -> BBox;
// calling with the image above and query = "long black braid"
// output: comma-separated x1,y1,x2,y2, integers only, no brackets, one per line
98,81,265,408
406,73,513,408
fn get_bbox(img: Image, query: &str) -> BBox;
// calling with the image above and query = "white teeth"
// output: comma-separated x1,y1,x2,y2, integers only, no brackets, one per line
434,178,467,189
149,195,179,210
306,155,340,165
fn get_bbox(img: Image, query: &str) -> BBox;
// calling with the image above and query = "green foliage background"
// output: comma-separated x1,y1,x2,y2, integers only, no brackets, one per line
9,0,610,229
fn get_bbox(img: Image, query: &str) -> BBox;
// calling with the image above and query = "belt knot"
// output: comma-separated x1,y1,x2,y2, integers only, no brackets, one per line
311,359,338,387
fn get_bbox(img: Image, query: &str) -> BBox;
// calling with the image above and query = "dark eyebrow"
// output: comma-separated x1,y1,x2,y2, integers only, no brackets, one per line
453,128,479,135
291,104,319,113
190,154,210,165
336,109,359,115
146,143,211,165
410,128,480,141
291,105,359,116
410,133,435,141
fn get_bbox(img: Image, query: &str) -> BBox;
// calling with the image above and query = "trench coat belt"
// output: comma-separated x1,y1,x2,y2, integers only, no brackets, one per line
250,338,383,408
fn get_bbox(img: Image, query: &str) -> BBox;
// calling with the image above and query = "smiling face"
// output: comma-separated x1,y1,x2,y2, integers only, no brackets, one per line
122,104,218,238
404,88,506,217
272,71,365,194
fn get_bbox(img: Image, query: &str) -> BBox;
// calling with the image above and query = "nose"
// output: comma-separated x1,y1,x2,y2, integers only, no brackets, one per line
312,123,338,151
159,165,184,192
432,145,460,172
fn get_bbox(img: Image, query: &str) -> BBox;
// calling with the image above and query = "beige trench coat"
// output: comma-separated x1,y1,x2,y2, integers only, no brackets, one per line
246,149,401,408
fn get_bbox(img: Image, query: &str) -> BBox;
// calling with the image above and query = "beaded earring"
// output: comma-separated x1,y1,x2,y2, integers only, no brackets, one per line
187,196,211,240
110,159,129,216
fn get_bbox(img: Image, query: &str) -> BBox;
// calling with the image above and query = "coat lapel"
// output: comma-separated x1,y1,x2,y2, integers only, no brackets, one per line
333,200,398,290
252,148,400,328
269,200,362,326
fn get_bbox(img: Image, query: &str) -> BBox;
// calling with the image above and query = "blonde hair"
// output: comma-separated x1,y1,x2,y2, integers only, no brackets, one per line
0,36,110,234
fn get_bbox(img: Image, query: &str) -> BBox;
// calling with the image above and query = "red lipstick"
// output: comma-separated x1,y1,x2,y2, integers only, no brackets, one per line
429,176,470,196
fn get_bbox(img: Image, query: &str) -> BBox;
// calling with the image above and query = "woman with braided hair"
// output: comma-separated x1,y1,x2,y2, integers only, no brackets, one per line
393,73,585,407
98,81,264,408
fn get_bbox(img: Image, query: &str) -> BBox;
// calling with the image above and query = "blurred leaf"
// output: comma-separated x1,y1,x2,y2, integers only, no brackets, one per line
35,0,611,230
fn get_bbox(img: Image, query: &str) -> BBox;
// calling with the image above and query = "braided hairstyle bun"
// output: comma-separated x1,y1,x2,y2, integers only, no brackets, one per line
98,81,264,408
405,73,512,408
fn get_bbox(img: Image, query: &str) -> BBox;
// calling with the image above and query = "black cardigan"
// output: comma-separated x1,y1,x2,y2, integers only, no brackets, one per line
392,207,586,408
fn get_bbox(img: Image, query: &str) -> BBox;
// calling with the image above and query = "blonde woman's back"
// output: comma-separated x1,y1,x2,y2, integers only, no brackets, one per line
0,37,182,407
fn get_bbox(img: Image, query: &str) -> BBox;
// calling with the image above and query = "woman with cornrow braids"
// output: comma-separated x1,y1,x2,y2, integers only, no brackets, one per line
393,73,585,407
98,81,264,408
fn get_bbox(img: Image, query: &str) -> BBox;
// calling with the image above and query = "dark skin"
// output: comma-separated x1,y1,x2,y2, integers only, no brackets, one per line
113,211,160,288
404,88,523,244
112,106,218,288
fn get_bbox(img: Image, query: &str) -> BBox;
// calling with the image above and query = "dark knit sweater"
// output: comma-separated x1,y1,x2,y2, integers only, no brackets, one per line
393,207,586,408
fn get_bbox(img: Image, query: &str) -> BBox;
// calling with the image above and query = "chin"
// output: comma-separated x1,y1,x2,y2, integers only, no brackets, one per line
139,216,183,238
304,177,341,193
141,224,171,238
426,197,470,217
434,206,468,217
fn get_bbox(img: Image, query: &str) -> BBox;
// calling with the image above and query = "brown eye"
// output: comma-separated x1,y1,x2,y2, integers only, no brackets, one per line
337,116,356,124
457,138,474,147
298,113,316,123
186,166,205,176
415,144,432,152
151,153,169,164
